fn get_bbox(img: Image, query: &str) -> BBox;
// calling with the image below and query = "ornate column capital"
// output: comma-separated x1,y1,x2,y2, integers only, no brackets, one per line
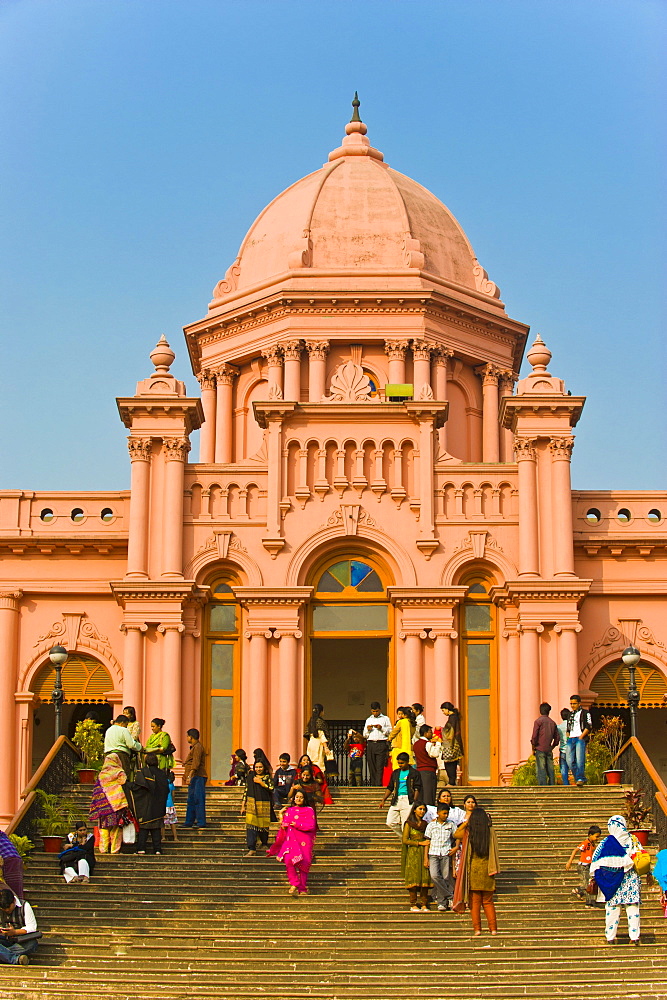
433,346,454,366
163,437,191,461
216,364,239,387
120,622,148,634
272,629,303,641
281,340,303,361
197,370,217,391
305,340,329,359
0,591,22,611
261,345,284,366
554,623,582,634
498,370,517,394
411,339,436,362
157,623,185,634
549,436,575,460
244,629,273,640
399,629,424,640
514,436,537,461
127,437,152,462
474,362,502,385
384,339,409,360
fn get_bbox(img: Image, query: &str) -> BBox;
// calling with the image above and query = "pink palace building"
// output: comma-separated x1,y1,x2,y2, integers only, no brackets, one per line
1,103,665,822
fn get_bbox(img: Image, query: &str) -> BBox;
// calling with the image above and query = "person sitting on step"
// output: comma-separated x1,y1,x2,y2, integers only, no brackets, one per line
0,888,40,966
58,821,96,883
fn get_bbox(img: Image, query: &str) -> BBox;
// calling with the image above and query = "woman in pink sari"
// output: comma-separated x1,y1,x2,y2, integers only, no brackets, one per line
268,790,318,896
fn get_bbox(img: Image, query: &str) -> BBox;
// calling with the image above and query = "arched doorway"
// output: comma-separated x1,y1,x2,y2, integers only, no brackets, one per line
309,554,392,782
203,575,242,785
590,659,667,782
31,654,113,771
458,570,499,785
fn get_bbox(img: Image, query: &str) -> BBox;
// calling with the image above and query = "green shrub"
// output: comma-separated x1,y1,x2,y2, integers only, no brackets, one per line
8,834,34,863
511,756,538,786
585,734,613,784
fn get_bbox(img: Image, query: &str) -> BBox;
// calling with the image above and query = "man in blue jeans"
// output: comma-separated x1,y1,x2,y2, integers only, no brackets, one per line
183,728,207,828
530,702,559,785
565,695,592,786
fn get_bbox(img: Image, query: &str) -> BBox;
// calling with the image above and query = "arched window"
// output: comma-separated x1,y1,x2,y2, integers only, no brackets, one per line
313,558,387,632
205,577,240,784
459,573,497,784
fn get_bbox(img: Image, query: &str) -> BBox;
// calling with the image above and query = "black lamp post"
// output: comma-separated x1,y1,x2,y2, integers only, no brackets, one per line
621,645,641,739
49,644,68,740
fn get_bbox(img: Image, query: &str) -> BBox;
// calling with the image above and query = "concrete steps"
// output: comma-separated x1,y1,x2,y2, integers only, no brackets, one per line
2,784,663,1000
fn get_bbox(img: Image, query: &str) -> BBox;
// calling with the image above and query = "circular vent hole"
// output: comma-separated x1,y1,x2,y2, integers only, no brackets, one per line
617,508,631,523
101,508,114,522
71,508,85,522
648,509,662,523
40,508,54,522
585,508,601,523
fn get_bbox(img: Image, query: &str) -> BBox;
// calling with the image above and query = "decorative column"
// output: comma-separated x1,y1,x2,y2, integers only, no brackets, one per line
214,365,238,464
498,372,515,463
515,437,539,578
158,623,184,754
244,630,270,751
476,364,500,463
273,630,302,758
519,624,543,729
262,346,284,399
306,341,329,401
126,438,152,579
399,631,424,706
282,340,302,401
162,437,190,578
549,436,576,577
384,340,408,384
198,371,217,463
412,341,433,397
501,617,521,766
120,623,146,726
433,348,451,452
555,624,582,711
431,630,456,712
0,591,21,822
181,602,201,742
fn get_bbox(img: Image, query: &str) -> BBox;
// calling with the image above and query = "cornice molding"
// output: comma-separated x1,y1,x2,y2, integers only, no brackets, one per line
234,587,313,607
387,587,468,608
111,581,202,604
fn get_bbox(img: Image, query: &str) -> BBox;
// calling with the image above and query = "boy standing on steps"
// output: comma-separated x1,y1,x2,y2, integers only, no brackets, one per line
183,728,207,829
379,752,422,836
566,695,593,786
423,804,457,911
566,824,602,906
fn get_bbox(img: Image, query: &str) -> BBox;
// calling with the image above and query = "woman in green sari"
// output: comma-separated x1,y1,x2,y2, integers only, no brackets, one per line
401,802,432,911
143,718,174,771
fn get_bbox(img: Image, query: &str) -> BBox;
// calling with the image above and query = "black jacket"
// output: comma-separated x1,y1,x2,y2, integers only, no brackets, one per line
386,766,422,805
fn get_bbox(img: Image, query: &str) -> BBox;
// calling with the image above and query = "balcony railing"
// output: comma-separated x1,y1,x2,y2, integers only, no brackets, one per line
614,737,667,848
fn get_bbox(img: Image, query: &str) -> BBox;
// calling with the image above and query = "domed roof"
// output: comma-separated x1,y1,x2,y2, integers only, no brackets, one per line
211,99,499,304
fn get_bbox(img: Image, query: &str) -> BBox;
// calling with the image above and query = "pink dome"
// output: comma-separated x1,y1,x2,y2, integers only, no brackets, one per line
211,115,499,303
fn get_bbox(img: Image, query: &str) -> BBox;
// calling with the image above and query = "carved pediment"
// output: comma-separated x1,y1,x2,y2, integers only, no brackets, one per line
323,361,373,402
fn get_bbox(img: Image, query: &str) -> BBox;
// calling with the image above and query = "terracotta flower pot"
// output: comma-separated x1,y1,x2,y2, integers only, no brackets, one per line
632,828,650,846
41,836,64,854
76,769,97,784
603,769,624,785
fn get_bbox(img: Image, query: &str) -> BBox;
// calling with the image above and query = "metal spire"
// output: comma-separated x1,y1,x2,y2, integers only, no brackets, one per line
350,91,362,123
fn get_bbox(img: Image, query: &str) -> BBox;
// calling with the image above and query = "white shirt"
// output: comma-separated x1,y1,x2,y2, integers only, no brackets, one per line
9,897,37,933
569,709,590,739
364,714,391,740
424,819,456,855
424,804,466,827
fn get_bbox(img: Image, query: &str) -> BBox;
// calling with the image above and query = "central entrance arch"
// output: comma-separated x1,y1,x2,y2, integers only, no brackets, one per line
308,553,393,783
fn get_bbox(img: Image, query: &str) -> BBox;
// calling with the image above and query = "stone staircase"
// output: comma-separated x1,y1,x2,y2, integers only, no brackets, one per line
3,784,665,1000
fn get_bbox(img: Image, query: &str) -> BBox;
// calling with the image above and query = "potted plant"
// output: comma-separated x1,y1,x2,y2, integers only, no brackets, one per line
597,715,625,784
624,789,652,846
71,718,104,783
8,834,34,866
33,789,79,852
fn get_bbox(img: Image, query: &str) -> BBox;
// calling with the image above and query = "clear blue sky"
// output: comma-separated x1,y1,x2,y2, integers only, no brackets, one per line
1,0,665,491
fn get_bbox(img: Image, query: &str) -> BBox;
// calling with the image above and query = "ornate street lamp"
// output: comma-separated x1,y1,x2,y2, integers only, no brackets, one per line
621,645,641,739
49,644,69,740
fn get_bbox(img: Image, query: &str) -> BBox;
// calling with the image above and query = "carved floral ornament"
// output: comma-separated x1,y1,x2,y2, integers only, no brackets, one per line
163,437,191,461
35,614,110,649
590,620,665,656
305,341,329,360
323,504,378,535
324,361,373,403
549,436,575,460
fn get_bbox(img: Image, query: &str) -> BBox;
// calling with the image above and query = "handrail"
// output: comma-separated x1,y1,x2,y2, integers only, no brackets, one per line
614,736,667,846
21,735,82,799
5,791,36,836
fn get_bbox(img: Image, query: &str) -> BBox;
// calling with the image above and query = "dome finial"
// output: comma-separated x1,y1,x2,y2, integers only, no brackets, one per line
350,91,362,123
